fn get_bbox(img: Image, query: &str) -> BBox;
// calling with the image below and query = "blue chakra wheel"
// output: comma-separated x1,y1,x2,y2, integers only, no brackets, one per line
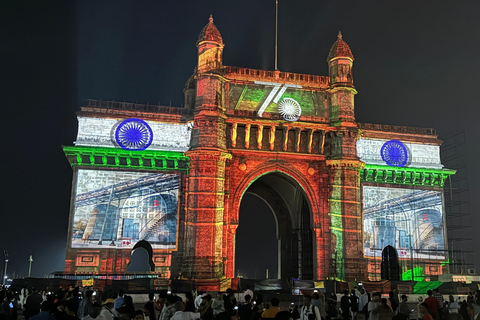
381,140,408,167
115,118,153,150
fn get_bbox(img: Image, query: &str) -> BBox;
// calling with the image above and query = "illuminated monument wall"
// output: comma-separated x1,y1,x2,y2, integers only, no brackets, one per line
64,16,454,286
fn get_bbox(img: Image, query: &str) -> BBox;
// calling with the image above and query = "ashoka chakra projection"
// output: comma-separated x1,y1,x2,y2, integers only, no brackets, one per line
278,98,301,121
115,118,153,150
381,139,408,167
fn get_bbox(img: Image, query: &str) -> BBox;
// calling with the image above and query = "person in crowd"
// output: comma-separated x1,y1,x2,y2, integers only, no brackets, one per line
252,303,265,320
194,292,205,312
2,291,18,320
155,294,166,318
350,290,359,319
54,299,80,320
340,290,351,320
171,302,185,320
370,298,394,320
433,289,444,307
300,295,321,320
289,305,299,320
211,292,224,317
171,301,200,320
171,291,182,304
416,297,425,320
388,291,398,312
358,288,369,317
244,288,254,302
262,298,280,319
184,292,195,313
160,295,177,320
78,290,94,320
114,290,125,315
144,293,156,320
433,288,445,319
238,294,253,320
311,292,326,320
326,292,337,319
419,302,434,320
134,310,146,320
20,288,29,310
70,288,82,314
223,289,236,316
29,301,55,320
82,303,103,320
25,288,44,320
117,295,135,320
100,298,115,320
367,292,382,320
396,295,412,320
424,290,440,320
199,295,213,320
471,296,480,320
447,296,460,314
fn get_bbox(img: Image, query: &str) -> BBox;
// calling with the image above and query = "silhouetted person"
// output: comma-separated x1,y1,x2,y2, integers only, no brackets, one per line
54,300,80,320
144,293,156,320
25,288,44,320
29,301,54,320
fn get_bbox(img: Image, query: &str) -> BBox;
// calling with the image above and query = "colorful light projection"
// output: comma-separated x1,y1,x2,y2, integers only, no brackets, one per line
357,138,442,169
75,117,191,152
363,186,446,260
115,118,153,151
71,169,179,249
227,82,326,117
381,140,408,167
278,98,302,121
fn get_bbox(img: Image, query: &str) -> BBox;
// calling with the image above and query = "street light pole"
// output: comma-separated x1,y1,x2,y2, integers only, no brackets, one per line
28,255,33,277
3,250,9,286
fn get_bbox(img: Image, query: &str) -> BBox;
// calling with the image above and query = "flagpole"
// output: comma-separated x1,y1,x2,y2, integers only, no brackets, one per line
275,0,278,70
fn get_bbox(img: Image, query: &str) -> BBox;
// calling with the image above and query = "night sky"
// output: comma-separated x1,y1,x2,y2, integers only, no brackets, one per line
3,0,480,278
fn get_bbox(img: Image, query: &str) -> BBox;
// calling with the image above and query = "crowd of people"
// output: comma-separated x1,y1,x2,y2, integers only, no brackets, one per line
1,285,480,320
328,287,480,320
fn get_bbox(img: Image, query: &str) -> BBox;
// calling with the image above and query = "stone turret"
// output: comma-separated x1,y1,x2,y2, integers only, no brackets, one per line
197,15,224,73
327,32,357,126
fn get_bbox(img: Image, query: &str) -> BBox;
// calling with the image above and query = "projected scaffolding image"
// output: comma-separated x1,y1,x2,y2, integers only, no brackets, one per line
71,169,179,249
363,186,446,260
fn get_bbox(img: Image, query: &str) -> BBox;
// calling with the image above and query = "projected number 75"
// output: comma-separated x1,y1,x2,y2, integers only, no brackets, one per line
254,81,302,121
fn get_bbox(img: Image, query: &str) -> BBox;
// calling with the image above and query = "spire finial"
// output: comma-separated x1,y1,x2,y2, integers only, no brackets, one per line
338,31,342,39
209,14,213,23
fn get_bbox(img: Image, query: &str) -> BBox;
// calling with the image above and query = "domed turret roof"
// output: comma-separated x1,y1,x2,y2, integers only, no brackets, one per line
184,70,197,91
327,31,354,61
197,15,223,45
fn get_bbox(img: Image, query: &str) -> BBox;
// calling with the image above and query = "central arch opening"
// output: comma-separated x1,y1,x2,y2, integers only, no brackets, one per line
235,172,314,280
236,193,277,279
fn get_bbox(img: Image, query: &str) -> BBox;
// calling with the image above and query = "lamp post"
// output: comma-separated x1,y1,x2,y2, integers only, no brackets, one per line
28,255,33,277
3,250,9,286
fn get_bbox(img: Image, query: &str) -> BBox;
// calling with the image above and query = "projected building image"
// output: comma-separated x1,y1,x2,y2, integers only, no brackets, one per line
71,169,179,249
363,186,445,260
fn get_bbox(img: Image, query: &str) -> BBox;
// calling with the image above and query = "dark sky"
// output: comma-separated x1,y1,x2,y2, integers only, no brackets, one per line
3,0,480,278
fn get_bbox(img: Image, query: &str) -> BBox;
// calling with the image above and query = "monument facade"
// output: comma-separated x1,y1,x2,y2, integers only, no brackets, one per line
63,16,454,288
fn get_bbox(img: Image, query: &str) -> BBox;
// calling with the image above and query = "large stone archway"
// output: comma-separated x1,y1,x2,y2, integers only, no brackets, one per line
236,172,314,280
224,159,325,280
62,17,454,288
